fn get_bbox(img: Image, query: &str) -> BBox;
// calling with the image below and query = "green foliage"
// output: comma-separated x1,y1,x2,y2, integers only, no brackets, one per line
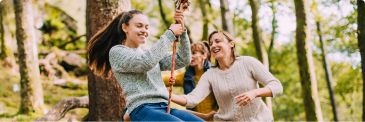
132,0,151,11
233,12,251,40
267,43,305,120
39,3,85,51
331,62,362,120
330,21,357,55
265,41,362,121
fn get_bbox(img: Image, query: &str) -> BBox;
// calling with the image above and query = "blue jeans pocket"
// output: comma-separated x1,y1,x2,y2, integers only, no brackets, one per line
130,104,148,121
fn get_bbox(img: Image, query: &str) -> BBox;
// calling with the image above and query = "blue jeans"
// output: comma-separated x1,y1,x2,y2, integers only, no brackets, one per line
129,102,204,121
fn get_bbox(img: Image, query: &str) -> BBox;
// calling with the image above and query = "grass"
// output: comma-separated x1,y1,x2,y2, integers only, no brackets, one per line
0,62,88,121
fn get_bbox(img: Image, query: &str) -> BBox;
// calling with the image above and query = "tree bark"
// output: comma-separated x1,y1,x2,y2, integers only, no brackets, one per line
158,0,171,29
85,0,130,120
1,0,17,70
293,0,323,121
36,96,88,121
357,0,365,121
311,0,339,120
268,0,277,81
268,0,277,61
219,0,233,34
14,0,44,114
316,21,338,121
249,0,272,111
199,0,209,41
0,2,6,59
249,0,269,67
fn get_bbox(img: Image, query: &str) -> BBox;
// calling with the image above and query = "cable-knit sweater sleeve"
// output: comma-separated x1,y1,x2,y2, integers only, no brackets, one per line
244,56,283,97
109,30,176,73
183,71,212,108
159,31,191,71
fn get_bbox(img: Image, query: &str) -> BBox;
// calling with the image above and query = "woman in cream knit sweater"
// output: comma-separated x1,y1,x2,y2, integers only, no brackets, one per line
172,30,283,121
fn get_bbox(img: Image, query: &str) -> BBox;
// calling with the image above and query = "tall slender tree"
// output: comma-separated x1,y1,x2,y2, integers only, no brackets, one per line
13,0,44,114
219,0,233,34
249,0,269,67
199,0,209,41
357,0,365,121
268,0,277,69
86,0,130,120
293,0,323,121
248,0,272,110
0,2,6,59
158,0,171,29
1,0,17,70
311,0,338,121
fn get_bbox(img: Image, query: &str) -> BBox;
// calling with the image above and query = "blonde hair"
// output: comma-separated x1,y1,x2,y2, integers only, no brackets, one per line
191,41,209,57
207,30,237,68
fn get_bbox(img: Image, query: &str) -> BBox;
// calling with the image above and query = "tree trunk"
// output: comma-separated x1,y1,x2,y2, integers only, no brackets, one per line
199,0,209,41
85,0,130,120
0,3,4,58
0,0,17,70
249,0,269,67
357,0,365,121
268,0,277,78
316,21,338,121
268,0,277,63
293,0,323,121
248,0,272,111
311,0,339,120
219,0,233,34
0,2,7,59
249,0,273,112
158,0,171,29
14,0,44,114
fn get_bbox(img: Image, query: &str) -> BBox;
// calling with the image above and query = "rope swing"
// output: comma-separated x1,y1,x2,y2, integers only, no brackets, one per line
167,0,190,114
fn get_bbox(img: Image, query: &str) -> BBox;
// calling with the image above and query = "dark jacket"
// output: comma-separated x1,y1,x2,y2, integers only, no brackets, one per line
183,60,211,94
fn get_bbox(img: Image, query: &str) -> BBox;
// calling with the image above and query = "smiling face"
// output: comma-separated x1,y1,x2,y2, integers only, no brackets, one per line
209,32,234,60
122,14,150,48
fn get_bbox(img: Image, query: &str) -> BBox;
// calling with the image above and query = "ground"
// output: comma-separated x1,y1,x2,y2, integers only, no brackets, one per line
0,61,88,121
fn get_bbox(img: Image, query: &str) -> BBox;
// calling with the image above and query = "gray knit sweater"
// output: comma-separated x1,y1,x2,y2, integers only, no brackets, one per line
109,30,191,114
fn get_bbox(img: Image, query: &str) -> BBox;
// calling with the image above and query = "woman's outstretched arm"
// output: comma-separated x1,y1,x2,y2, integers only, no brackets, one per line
172,72,212,108
171,93,188,106
235,56,283,106
109,30,176,73
246,56,283,97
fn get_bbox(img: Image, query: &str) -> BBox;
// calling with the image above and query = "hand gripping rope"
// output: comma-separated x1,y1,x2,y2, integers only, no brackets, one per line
167,0,190,114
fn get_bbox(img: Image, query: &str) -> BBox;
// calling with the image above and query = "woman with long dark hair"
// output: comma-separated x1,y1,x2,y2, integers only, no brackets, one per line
172,31,283,121
87,10,203,121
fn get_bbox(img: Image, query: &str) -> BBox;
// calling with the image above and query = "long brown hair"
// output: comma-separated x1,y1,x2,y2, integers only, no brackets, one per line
207,30,237,68
87,10,143,78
